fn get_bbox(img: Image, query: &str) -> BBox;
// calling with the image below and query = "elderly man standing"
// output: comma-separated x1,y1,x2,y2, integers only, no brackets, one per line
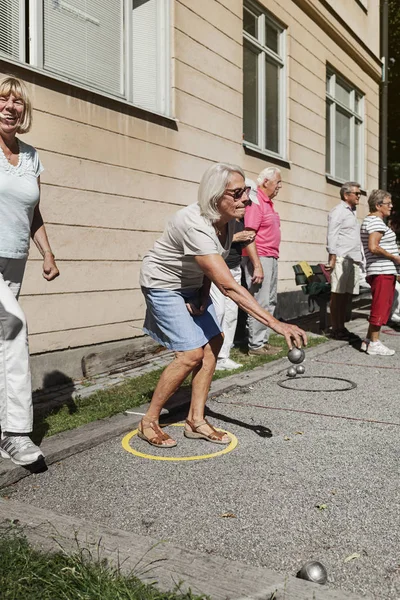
327,181,362,339
242,167,282,355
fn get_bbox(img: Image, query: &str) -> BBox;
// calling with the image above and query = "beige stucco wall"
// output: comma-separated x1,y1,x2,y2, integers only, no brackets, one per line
0,0,381,357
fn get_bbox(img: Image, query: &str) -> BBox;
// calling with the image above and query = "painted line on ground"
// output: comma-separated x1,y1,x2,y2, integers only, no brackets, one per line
314,358,400,371
214,400,400,428
121,423,238,461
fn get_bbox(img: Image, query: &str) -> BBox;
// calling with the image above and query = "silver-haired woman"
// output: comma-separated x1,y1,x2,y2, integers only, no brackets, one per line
139,163,307,448
0,76,59,466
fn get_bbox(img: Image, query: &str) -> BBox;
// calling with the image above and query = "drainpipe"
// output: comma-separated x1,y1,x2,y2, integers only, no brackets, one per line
380,0,389,189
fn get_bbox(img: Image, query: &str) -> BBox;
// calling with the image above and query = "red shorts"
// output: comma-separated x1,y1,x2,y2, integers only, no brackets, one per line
366,274,396,327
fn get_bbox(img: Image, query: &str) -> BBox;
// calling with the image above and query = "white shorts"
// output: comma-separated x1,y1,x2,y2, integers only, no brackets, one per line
331,257,360,295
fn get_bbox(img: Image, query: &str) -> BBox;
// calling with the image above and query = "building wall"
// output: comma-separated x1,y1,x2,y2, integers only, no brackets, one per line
0,0,381,373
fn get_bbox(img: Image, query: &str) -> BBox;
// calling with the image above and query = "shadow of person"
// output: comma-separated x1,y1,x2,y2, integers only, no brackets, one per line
204,405,273,438
32,370,77,445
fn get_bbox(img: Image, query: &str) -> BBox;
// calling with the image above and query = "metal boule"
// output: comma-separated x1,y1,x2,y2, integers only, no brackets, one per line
296,561,328,585
296,364,305,374
287,366,297,378
287,347,305,364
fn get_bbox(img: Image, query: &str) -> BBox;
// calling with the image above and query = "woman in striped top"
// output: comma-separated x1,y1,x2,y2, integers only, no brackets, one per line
360,190,400,356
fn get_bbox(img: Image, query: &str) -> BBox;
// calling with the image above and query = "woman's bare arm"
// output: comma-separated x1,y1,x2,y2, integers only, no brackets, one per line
195,253,307,348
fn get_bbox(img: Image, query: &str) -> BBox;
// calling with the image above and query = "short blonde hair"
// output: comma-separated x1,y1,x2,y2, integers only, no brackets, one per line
0,76,32,133
198,163,245,223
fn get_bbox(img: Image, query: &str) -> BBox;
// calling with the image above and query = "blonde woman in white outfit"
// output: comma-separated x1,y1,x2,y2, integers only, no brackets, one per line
0,76,59,465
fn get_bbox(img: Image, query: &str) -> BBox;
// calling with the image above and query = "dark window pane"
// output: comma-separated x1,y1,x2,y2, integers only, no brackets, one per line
265,58,279,152
243,8,257,38
335,79,351,108
335,107,351,180
243,43,259,145
326,102,331,173
265,22,278,53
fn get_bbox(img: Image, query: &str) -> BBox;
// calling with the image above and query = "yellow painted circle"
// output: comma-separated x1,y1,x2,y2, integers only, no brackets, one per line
121,423,238,461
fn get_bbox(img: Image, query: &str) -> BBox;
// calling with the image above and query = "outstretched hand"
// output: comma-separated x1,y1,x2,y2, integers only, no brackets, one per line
272,321,307,350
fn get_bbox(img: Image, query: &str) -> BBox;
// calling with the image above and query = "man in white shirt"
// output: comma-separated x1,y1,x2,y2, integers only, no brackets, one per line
326,182,362,339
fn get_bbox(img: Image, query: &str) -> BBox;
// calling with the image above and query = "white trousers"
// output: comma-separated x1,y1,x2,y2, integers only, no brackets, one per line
242,256,278,350
210,264,242,360
0,258,32,433
392,281,400,317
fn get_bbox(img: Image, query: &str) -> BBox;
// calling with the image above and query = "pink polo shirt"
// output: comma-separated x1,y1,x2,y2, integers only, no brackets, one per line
242,188,281,258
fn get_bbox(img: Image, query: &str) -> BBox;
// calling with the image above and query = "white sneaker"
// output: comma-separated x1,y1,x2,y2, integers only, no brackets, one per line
0,435,44,466
366,340,395,356
215,358,243,371
390,313,400,324
360,338,370,352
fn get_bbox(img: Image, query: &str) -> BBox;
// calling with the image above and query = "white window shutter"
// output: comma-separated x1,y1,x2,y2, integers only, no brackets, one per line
0,0,21,60
43,0,124,96
132,0,160,112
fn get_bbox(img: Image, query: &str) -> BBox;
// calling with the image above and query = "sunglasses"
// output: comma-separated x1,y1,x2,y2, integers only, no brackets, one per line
225,186,251,200
351,192,362,197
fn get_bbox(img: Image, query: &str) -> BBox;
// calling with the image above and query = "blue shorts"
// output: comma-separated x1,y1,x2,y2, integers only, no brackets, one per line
142,287,222,351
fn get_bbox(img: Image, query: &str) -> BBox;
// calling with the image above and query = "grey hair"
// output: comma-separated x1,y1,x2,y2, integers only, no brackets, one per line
340,181,361,200
198,162,245,223
368,189,391,212
256,166,281,186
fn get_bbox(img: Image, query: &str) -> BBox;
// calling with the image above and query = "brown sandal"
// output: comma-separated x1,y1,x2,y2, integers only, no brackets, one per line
184,418,230,445
138,420,177,448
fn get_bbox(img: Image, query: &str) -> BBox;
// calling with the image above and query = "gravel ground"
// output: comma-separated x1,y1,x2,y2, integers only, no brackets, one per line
8,332,400,599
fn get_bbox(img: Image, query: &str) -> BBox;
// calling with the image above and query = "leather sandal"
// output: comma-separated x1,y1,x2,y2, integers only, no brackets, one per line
184,418,230,445
138,420,177,448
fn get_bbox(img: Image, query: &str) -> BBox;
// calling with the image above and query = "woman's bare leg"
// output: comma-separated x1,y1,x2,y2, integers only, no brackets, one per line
367,323,380,342
186,334,229,442
141,348,203,445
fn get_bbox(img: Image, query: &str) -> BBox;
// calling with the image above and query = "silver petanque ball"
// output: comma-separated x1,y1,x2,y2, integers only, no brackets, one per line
296,364,305,374
297,561,328,585
287,366,297,378
287,347,305,364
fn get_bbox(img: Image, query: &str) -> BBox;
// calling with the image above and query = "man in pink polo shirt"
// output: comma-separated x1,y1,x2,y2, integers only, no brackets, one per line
243,167,282,355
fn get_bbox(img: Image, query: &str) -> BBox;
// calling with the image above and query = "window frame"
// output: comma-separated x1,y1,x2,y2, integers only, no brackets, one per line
325,69,364,186
1,0,172,118
242,0,287,160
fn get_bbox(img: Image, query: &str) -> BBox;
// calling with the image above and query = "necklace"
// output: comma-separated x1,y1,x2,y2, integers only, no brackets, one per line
0,138,18,163
214,223,226,237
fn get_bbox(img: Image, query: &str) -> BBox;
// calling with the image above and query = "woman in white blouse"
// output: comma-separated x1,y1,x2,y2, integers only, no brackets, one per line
0,76,59,465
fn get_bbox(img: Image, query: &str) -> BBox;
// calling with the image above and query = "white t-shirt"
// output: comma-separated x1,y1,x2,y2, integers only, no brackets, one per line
360,215,399,276
140,202,235,290
0,139,44,259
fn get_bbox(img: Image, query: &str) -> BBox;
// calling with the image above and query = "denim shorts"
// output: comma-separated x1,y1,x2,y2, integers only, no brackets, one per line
141,287,222,351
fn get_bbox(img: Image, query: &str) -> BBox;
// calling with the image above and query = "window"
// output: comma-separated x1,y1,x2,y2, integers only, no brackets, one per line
0,0,170,115
243,1,286,158
326,70,364,184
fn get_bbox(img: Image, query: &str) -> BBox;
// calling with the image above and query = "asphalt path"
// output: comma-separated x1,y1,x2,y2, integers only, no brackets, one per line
8,328,400,599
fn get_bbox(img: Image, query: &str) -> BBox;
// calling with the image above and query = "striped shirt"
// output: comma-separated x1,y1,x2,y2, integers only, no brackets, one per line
360,215,400,276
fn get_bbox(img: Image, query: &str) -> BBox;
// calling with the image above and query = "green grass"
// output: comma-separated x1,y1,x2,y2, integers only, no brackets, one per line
33,334,327,442
0,526,206,600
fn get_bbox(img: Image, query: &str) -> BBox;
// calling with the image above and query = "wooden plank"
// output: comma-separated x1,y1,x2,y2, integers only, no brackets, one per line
175,29,241,89
29,321,144,354
175,1,241,67
21,261,142,295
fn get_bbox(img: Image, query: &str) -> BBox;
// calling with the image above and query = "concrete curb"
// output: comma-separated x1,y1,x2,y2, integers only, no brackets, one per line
0,336,354,489
0,499,370,600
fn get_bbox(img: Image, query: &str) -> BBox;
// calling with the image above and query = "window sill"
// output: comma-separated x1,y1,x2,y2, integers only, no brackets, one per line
243,143,291,169
326,174,367,196
0,56,179,131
